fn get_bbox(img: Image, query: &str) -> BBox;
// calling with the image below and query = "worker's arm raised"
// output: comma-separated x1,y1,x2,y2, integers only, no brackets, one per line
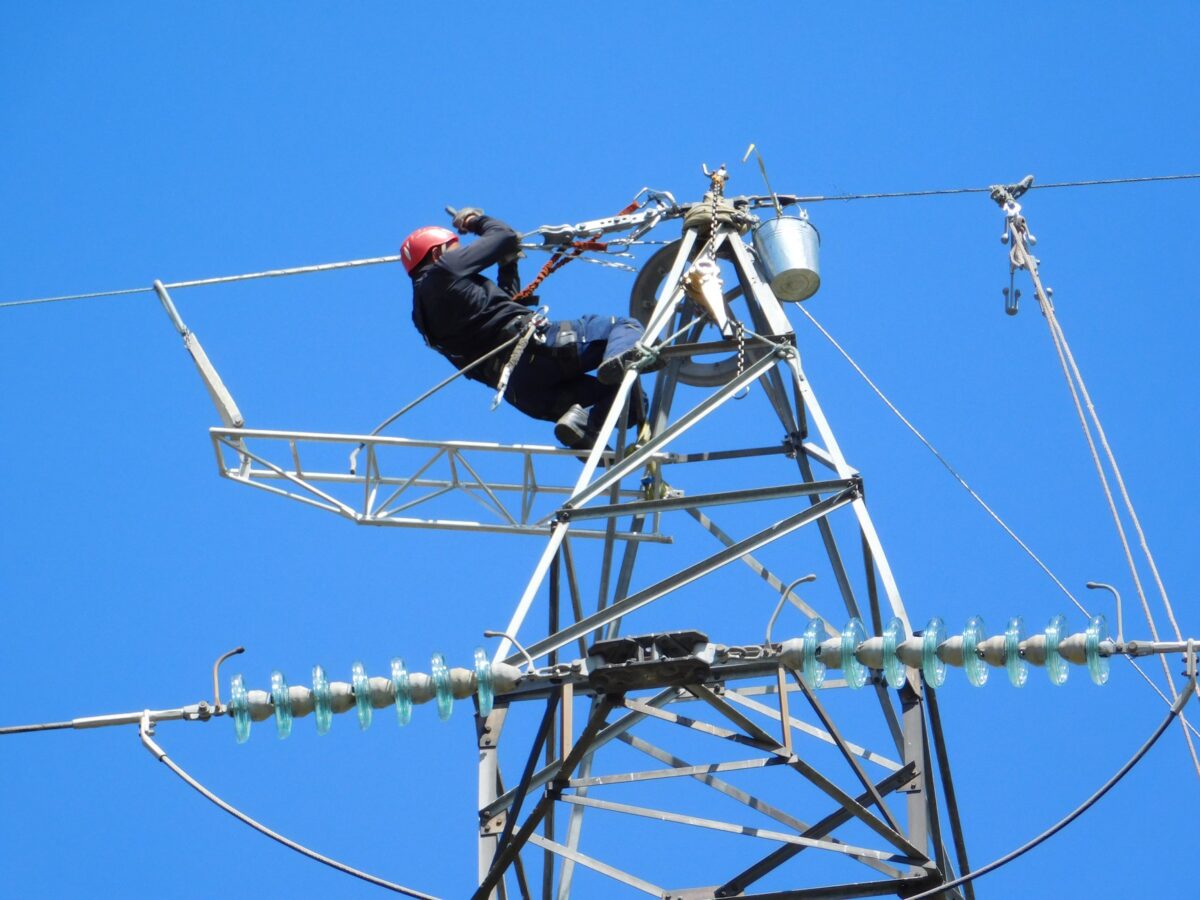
438,216,521,279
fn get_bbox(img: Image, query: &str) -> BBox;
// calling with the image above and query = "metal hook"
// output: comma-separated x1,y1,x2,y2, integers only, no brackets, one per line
483,630,537,672
766,574,818,644
211,646,246,708
1086,581,1125,644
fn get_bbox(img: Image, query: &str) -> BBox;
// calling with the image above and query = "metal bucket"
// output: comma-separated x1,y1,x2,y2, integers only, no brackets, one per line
752,215,821,302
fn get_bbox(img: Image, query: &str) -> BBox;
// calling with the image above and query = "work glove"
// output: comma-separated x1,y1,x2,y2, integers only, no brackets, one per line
449,206,485,235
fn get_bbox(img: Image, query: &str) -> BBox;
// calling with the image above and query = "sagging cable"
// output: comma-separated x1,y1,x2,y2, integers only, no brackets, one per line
138,713,439,899
910,654,1196,900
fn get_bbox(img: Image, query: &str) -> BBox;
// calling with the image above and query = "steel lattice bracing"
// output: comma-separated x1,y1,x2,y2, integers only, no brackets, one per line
470,187,966,899
209,428,672,543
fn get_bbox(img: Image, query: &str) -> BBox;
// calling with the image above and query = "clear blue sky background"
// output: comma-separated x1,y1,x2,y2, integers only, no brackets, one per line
3,4,1198,898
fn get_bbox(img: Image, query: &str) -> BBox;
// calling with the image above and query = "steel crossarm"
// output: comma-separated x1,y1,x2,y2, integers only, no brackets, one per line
210,427,673,542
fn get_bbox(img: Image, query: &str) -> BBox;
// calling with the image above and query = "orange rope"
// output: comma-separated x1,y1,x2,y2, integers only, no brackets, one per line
512,200,638,301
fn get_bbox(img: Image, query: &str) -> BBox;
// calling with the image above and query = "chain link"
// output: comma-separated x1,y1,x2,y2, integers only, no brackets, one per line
709,177,749,398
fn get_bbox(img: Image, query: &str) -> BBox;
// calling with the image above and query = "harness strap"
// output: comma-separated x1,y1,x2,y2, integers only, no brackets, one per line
490,310,548,410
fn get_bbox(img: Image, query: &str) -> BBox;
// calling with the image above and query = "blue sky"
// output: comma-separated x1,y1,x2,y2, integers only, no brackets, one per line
3,4,1199,898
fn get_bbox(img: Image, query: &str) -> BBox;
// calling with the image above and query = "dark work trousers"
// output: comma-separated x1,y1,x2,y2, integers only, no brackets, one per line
502,314,647,435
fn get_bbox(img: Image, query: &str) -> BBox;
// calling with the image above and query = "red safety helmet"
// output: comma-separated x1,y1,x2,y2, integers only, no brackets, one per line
400,226,457,275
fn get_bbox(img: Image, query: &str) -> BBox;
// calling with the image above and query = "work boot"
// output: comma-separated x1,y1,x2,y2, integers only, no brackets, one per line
554,404,592,449
597,345,663,386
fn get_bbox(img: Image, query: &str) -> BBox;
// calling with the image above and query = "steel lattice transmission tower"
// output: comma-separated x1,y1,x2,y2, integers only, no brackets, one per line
465,171,963,900
193,169,968,898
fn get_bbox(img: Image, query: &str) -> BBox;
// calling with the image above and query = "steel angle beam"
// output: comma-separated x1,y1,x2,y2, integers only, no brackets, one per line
718,875,940,900
622,693,927,863
508,488,859,667
564,349,785,511
567,754,789,789
661,444,793,465
559,478,857,523
788,670,902,833
685,508,839,636
480,688,680,822
557,794,916,865
720,690,902,773
715,763,920,897
526,833,664,898
473,697,617,900
613,733,901,880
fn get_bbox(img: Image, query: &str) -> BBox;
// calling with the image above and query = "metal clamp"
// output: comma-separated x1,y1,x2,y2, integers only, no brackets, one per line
992,176,1039,316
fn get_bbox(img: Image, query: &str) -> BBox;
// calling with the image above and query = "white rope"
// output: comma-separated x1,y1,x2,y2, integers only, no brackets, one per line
802,300,1200,776
1047,312,1186,644
795,305,1090,617
1020,255,1200,779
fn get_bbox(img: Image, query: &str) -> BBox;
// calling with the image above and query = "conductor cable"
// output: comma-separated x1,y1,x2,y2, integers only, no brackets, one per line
909,669,1195,900
0,253,404,309
794,173,1200,204
138,713,439,899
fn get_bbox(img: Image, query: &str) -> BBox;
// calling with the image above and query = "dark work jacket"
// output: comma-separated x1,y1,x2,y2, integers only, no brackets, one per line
410,216,534,371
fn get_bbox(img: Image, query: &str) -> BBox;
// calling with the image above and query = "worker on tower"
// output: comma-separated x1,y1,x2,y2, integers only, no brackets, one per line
402,207,656,449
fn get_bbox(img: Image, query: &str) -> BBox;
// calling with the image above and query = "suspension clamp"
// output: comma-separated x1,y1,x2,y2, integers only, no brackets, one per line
991,176,1038,316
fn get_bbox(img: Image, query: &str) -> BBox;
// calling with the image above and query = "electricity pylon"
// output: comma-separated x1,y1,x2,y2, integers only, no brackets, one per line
469,170,958,899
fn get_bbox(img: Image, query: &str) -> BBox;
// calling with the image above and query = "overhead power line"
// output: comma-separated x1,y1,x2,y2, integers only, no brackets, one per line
2,172,1197,312
0,254,403,310
794,172,1200,203
909,674,1195,900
